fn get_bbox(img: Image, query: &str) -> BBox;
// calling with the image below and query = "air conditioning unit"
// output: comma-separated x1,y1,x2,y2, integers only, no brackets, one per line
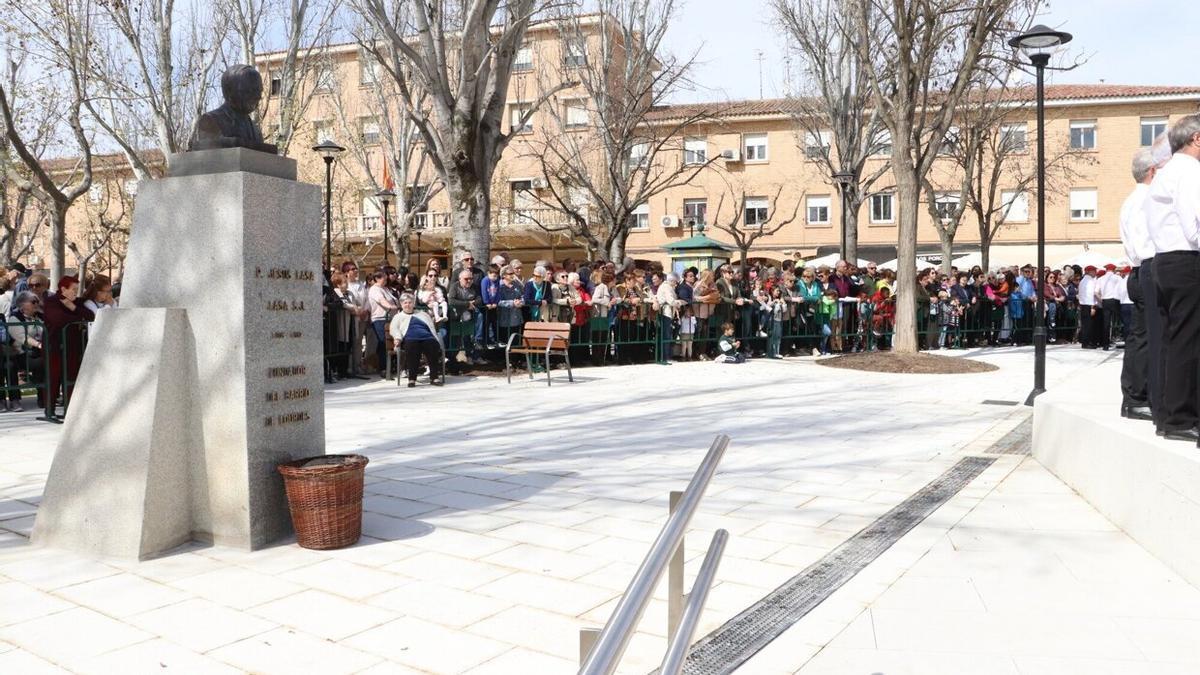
530,177,548,189
720,149,741,162
661,215,679,228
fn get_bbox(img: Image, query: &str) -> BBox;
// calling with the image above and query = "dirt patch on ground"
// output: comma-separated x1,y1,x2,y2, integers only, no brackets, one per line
816,351,998,374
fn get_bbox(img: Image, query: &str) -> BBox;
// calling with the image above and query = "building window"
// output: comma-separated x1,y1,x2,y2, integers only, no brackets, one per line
1070,120,1097,150
566,186,590,209
314,63,335,93
744,133,768,161
683,198,707,226
313,119,334,142
513,46,533,72
563,38,587,67
938,126,960,156
1069,188,1098,221
360,117,381,145
804,130,830,160
1141,116,1168,147
1000,123,1027,153
359,49,380,86
683,137,707,165
627,203,650,230
88,184,104,203
934,192,961,221
1001,190,1029,222
806,195,831,225
872,128,892,156
509,103,532,133
744,196,769,227
564,99,588,128
361,191,381,219
627,141,648,168
870,193,894,224
269,76,282,97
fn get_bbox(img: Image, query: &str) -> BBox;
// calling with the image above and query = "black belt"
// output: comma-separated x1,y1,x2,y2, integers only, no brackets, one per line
1157,250,1199,256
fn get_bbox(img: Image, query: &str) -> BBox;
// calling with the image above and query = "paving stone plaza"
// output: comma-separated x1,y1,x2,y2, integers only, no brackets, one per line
4,347,1200,673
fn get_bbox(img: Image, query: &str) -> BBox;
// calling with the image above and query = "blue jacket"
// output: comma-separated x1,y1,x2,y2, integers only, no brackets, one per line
480,276,501,305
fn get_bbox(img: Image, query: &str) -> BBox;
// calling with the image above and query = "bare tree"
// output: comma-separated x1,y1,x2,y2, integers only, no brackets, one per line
325,49,441,266
70,175,132,281
88,0,226,176
708,184,801,266
773,0,889,264
850,0,1038,353
0,0,97,282
0,50,53,266
239,0,342,155
352,0,573,265
522,0,720,262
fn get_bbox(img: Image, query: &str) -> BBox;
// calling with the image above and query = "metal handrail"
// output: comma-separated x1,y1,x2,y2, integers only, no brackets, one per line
659,529,728,675
579,434,731,675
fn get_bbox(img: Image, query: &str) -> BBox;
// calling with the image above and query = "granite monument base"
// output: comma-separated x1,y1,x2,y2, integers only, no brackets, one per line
33,149,325,559
1033,359,1200,588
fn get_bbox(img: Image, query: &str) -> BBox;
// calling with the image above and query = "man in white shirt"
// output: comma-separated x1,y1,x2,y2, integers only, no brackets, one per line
1119,149,1155,421
1077,266,1097,348
1097,264,1122,350
1144,114,1200,441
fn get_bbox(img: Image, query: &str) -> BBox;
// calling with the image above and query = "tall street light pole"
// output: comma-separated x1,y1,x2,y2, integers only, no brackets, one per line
375,188,395,266
312,140,346,272
1010,25,1072,406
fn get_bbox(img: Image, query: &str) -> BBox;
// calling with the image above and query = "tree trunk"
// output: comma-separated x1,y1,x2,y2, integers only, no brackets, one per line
939,228,955,276
843,191,859,265
49,203,67,285
979,229,993,272
448,178,491,266
608,230,627,263
891,170,920,353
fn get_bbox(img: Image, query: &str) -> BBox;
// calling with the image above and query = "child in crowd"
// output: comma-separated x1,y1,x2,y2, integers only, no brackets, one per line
854,291,872,353
948,296,963,348
678,305,697,361
480,263,501,349
936,290,952,349
718,322,745,364
765,286,786,359
817,289,839,355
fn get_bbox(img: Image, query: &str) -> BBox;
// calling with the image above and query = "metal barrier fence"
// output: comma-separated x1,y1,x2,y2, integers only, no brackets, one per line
1,319,89,423
323,296,1123,372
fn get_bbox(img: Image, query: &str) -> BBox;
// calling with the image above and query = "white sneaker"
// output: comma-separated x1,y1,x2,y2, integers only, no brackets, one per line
757,331,768,338
811,348,820,357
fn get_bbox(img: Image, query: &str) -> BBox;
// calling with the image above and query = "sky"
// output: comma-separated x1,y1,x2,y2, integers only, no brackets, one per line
661,0,1198,104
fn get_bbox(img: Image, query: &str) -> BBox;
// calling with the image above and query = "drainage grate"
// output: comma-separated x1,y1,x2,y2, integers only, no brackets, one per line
981,399,1020,406
675,456,997,675
985,418,1032,456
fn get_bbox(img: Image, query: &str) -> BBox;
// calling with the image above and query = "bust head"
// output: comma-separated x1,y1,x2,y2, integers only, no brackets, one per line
221,65,263,115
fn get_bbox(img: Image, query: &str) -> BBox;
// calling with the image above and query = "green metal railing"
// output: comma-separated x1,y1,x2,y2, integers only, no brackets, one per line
1,319,88,423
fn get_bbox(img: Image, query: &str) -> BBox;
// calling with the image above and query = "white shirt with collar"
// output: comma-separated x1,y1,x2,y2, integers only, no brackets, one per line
1119,184,1155,265
1098,273,1122,301
1145,153,1200,254
1078,274,1096,306
1118,275,1132,304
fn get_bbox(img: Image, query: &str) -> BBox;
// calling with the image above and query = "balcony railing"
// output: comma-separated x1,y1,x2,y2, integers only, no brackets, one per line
344,207,589,239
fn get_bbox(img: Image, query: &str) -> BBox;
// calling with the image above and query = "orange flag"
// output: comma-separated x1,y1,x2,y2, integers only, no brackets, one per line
381,160,395,191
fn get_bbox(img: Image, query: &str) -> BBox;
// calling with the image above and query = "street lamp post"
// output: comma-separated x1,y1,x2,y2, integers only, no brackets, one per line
1010,24,1072,406
375,188,395,266
832,170,856,263
311,140,346,272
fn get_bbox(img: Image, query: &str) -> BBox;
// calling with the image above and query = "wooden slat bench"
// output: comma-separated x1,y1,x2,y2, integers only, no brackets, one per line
505,322,574,386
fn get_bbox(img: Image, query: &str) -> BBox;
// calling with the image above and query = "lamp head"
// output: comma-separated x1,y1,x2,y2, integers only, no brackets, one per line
311,140,346,161
375,188,396,206
1008,24,1072,64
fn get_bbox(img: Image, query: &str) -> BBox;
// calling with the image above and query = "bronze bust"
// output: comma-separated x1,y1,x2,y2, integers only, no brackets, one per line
189,65,277,154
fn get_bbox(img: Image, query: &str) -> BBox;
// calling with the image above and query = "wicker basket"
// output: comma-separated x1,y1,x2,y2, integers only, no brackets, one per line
278,454,369,550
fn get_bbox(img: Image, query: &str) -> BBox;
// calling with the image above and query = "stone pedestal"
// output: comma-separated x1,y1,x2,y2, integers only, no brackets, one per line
33,149,325,559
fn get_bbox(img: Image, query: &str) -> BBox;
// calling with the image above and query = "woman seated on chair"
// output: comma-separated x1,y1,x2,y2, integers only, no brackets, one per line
388,293,444,388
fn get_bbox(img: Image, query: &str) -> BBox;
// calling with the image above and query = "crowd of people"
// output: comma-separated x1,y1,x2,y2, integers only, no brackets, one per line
1117,113,1200,445
0,266,115,415
319,246,1131,385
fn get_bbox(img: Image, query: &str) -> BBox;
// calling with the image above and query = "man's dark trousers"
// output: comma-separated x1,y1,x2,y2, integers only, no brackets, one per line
1120,267,1149,408
1154,251,1200,432
1140,257,1165,422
